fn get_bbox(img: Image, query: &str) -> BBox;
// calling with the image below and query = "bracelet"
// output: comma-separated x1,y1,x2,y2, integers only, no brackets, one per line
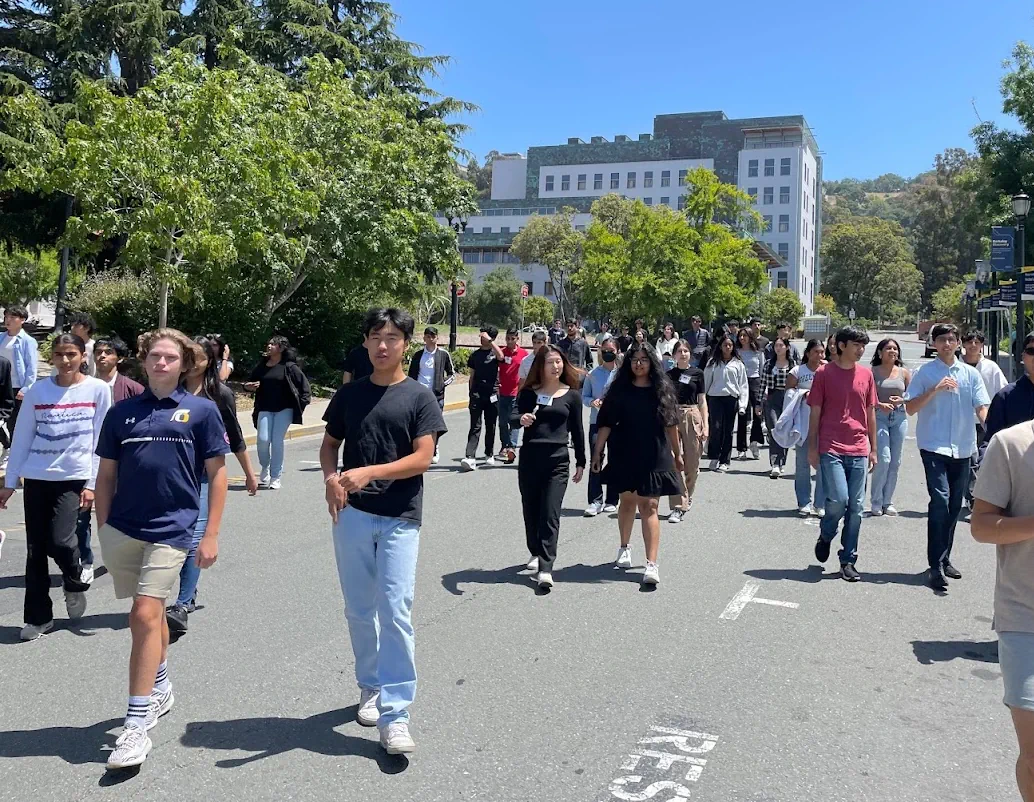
325,474,341,485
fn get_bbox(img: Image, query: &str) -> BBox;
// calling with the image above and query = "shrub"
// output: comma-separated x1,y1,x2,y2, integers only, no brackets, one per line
67,272,157,344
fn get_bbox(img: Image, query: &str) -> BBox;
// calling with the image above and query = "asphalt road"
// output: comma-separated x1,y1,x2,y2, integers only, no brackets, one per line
0,332,1015,801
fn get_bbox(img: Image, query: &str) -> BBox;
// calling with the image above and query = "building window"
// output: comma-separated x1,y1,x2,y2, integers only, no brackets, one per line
574,224,586,231
764,158,775,177
802,246,806,265
661,170,671,187
561,174,570,192
748,159,759,178
781,157,791,176
462,251,479,264
481,227,491,233
644,197,653,206
594,173,603,190
763,187,773,205
677,195,686,211
778,214,789,233
610,172,620,189
644,171,653,188
483,250,498,263
778,242,788,259
503,251,519,263
627,172,636,189
678,169,688,186
545,175,554,192
544,281,555,297
762,215,772,232
500,227,510,234
660,196,670,206
577,174,586,191
747,187,758,201
777,271,788,289
779,186,790,204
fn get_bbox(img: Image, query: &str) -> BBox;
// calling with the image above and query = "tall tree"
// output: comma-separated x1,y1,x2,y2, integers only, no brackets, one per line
510,208,583,322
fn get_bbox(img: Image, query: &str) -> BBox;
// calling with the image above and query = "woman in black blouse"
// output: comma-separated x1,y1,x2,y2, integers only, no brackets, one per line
592,342,682,587
762,337,796,479
515,345,585,590
665,339,708,523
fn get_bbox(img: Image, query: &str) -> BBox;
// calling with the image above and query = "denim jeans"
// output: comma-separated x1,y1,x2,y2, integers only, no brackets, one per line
174,483,209,608
920,450,970,570
256,408,294,480
587,423,619,506
818,453,867,566
871,408,907,510
332,504,420,728
794,445,825,509
497,395,517,449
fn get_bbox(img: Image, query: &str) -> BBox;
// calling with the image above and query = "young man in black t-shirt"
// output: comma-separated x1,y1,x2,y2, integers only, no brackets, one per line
320,308,446,756
462,325,501,471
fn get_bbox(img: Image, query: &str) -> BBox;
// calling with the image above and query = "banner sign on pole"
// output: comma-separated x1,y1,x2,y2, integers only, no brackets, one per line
1000,279,1018,305
990,291,1005,309
1022,266,1034,301
992,227,1016,272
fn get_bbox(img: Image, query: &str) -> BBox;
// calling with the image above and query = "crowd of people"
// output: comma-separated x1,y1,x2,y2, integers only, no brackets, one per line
2,304,1034,798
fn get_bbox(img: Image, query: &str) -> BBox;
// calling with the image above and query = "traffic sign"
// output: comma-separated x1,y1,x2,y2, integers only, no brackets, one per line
848,308,856,320
453,280,466,298
521,284,529,299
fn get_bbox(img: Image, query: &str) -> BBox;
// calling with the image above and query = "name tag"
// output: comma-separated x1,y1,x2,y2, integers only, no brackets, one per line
504,356,512,364
536,393,553,406
490,394,499,403
679,373,692,384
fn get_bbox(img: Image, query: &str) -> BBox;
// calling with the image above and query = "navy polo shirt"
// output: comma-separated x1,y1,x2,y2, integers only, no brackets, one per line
96,387,229,549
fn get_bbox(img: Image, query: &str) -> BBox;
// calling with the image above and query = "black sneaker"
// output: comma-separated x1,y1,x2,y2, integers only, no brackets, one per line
814,537,831,564
927,568,949,591
166,604,189,635
840,563,861,582
942,561,962,580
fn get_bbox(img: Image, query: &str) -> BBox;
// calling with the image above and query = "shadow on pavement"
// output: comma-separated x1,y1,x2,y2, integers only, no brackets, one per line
0,717,121,765
179,707,407,774
739,508,801,519
0,565,108,591
441,562,641,596
744,566,928,586
0,610,128,645
911,639,999,666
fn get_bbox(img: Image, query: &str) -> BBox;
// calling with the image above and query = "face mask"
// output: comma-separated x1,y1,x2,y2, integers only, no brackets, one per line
601,351,617,363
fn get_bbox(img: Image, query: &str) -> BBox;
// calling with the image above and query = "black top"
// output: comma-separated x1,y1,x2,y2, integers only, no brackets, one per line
249,361,294,413
985,375,1034,441
667,366,705,406
212,383,246,454
558,336,594,369
323,378,447,524
516,386,586,467
467,348,500,397
341,345,374,381
616,335,633,353
597,385,676,475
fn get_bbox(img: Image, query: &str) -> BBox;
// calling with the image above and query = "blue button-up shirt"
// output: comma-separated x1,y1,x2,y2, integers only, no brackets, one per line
904,358,990,458
0,329,39,390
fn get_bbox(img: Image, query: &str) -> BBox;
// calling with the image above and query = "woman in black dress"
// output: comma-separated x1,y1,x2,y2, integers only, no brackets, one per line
591,342,682,586
515,345,585,590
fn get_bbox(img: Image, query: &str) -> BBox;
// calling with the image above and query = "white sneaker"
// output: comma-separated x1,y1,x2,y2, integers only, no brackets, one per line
708,459,719,471
145,689,174,730
357,688,380,727
584,501,603,517
526,556,539,572
798,504,814,518
80,564,94,585
260,468,271,486
737,451,748,461
460,458,477,472
616,546,632,568
815,508,826,517
718,463,730,473
20,620,54,640
270,478,282,490
603,503,618,513
485,456,499,467
107,724,152,769
536,571,554,588
643,561,660,585
64,589,86,620
769,466,781,479
750,443,761,460
883,505,899,516
870,505,883,517
0,529,6,561
379,721,415,755
431,451,440,465
667,509,685,523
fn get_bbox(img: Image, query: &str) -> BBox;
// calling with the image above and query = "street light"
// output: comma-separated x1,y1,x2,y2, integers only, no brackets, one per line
444,210,468,351
1013,192,1030,367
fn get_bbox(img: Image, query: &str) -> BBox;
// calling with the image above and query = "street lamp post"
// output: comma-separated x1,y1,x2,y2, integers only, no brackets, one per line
445,210,468,351
1013,192,1030,367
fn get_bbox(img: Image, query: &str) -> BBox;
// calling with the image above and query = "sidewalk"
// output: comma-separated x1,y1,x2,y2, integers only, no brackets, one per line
238,380,471,446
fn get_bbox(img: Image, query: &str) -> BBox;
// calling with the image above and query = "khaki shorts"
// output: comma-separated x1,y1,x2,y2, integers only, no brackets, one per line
97,523,188,600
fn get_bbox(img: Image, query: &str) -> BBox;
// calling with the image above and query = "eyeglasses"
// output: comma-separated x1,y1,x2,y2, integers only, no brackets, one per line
630,358,651,365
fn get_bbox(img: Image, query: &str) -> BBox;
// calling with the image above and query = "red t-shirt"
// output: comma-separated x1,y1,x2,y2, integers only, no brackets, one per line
499,346,529,397
808,362,877,456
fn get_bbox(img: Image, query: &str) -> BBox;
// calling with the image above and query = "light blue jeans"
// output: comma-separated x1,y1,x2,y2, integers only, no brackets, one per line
794,444,825,509
256,408,293,480
871,408,907,510
331,504,420,728
819,453,867,566
175,482,209,608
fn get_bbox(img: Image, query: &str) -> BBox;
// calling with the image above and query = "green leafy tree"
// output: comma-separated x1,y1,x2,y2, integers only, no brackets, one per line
464,266,523,329
760,288,805,331
522,294,554,327
813,293,836,317
820,216,923,319
931,281,966,324
0,249,61,305
510,207,583,321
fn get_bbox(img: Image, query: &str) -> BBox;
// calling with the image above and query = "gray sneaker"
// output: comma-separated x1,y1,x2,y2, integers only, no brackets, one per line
380,721,415,755
357,688,379,727
107,724,152,769
145,689,174,730
584,501,603,517
64,589,86,620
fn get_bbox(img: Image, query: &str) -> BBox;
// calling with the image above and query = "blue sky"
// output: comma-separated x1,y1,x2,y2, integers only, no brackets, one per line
390,0,1032,181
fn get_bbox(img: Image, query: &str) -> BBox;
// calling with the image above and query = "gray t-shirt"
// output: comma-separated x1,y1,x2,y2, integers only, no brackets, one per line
973,420,1034,634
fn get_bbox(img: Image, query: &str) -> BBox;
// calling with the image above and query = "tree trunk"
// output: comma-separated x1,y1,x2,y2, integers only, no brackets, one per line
158,280,169,328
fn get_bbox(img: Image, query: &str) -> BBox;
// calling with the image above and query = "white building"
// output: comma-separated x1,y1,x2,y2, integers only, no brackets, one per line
448,111,822,314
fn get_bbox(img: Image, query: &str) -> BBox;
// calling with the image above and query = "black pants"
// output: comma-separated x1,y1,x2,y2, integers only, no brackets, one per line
707,395,737,464
966,422,985,504
465,394,498,458
765,389,787,467
518,444,569,573
23,478,90,626
1,391,22,449
737,377,764,452
587,424,619,506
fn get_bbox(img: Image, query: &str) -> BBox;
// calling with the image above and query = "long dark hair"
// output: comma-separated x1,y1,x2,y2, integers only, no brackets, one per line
191,336,223,402
608,342,678,427
871,338,903,368
524,344,583,390
736,327,759,352
267,334,298,364
803,339,824,365
707,333,740,366
765,337,797,371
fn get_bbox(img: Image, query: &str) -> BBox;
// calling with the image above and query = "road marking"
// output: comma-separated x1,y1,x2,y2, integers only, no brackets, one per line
299,461,321,465
720,581,799,621
603,724,720,800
